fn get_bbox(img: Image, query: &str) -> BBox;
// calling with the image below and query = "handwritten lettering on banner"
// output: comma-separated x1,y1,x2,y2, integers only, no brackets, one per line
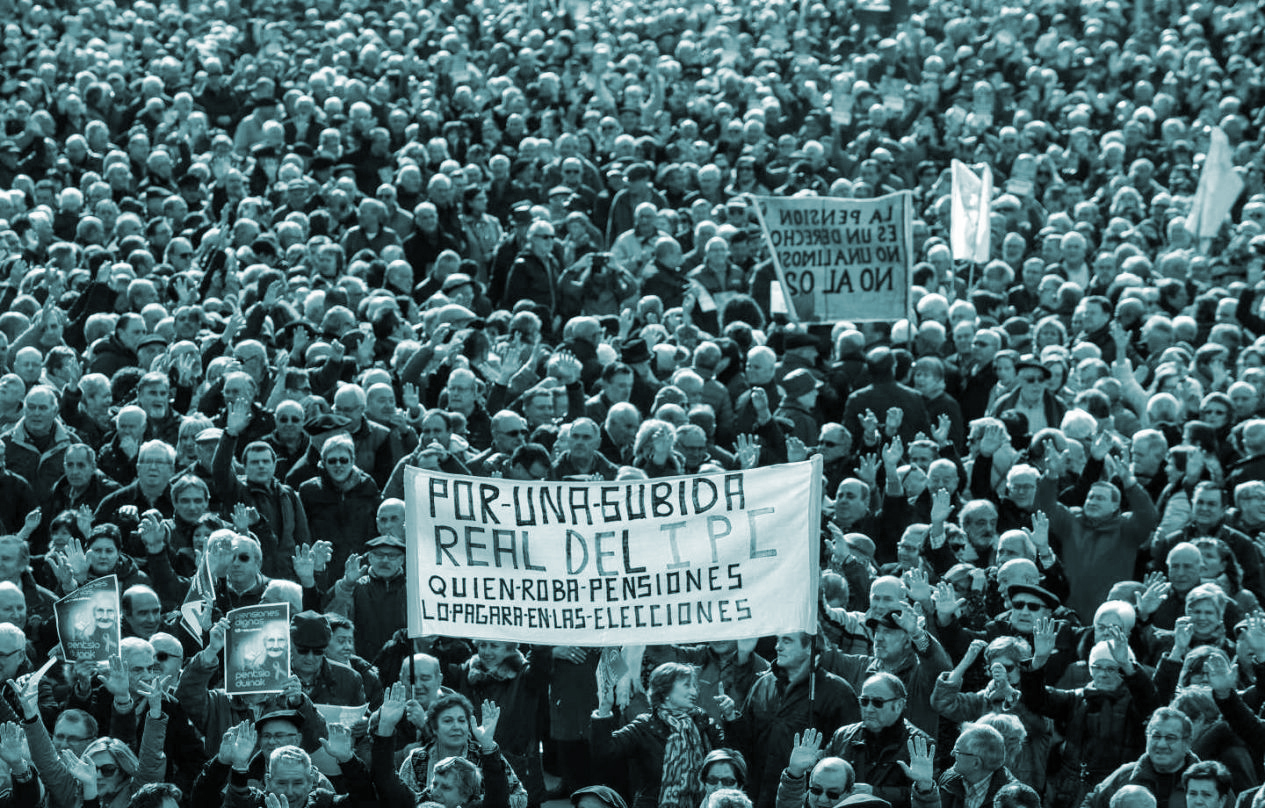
753,192,912,323
405,461,822,645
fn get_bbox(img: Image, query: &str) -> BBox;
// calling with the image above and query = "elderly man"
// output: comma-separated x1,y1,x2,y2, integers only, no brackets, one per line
215,400,310,579
843,348,932,449
1149,483,1265,601
776,740,862,808
1138,543,1245,637
332,383,399,488
825,673,934,808
1036,454,1158,622
98,404,148,485
297,434,380,577
3,384,80,500
1082,708,1199,808
323,534,407,662
903,723,1013,808
42,444,119,549
135,370,182,447
96,439,179,535
730,634,860,808
552,417,618,480
469,410,530,477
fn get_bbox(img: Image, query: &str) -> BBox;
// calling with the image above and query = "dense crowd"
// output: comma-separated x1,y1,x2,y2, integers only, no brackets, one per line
0,0,1264,807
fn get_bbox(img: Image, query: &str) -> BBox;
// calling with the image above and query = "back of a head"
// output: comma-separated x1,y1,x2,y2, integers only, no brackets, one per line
1110,786,1157,808
994,783,1041,808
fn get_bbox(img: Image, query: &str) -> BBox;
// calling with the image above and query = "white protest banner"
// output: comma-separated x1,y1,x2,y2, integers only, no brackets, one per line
751,193,911,323
405,460,822,645
55,575,120,662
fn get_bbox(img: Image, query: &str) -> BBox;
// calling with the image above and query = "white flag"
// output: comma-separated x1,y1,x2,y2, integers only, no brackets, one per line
1186,127,1244,246
951,159,993,263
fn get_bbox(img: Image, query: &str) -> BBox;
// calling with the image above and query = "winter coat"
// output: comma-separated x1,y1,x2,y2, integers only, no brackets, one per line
1,417,79,500
930,673,1053,790
1082,752,1199,808
297,467,380,573
324,570,408,662
826,719,934,808
590,707,723,808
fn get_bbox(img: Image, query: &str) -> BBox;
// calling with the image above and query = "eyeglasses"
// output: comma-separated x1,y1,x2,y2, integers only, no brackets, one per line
53,732,90,745
234,553,254,563
948,542,966,552
1090,663,1121,674
294,646,326,656
1011,600,1047,612
96,763,120,777
261,732,302,743
325,457,352,465
1147,731,1186,744
705,776,739,787
154,650,178,663
858,695,899,708
500,429,526,437
808,785,847,800
951,748,979,759
277,416,303,424
137,459,174,467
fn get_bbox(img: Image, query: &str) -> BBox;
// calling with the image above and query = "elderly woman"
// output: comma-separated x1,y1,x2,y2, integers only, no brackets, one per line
590,662,728,808
373,687,523,808
632,418,684,477
17,665,169,808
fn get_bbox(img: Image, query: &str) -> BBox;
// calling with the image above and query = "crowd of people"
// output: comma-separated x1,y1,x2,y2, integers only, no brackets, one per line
0,0,1263,807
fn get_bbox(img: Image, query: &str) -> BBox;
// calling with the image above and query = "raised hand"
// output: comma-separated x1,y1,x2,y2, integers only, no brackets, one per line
60,748,98,788
402,382,421,412
377,682,408,734
884,407,903,436
342,553,364,587
1205,651,1237,698
1243,613,1265,659
225,396,252,435
897,734,936,789
735,434,760,470
931,581,965,625
1105,624,1133,673
319,723,354,763
292,544,316,585
930,488,952,524
964,638,988,663
903,568,932,603
1090,431,1113,461
1028,511,1050,553
101,655,131,703
472,700,501,749
1171,617,1194,656
932,413,951,446
311,541,334,572
787,436,808,463
231,503,259,533
787,728,824,777
860,409,879,436
74,505,93,539
713,682,738,721
978,423,1005,457
547,350,583,385
20,507,41,538
1136,575,1171,618
139,510,166,555
750,388,770,420
882,436,904,469
221,720,257,769
856,454,879,487
1031,616,1058,665
0,721,29,768
137,674,170,717
65,537,88,581
203,618,230,661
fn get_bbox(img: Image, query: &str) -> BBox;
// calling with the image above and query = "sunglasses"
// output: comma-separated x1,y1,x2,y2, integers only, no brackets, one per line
325,457,352,465
705,776,739,787
949,542,967,552
154,651,179,663
501,429,526,437
1011,600,1047,612
277,416,303,423
294,646,326,656
859,695,899,708
234,553,254,563
809,786,847,800
96,763,120,778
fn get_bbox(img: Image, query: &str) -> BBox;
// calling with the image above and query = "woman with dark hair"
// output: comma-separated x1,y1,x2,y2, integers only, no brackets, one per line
373,687,524,808
590,662,728,808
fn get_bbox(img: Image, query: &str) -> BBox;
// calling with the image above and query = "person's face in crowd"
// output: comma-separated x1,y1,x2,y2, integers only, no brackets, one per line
377,500,405,537
123,646,158,693
995,533,1032,565
0,629,23,681
0,585,26,628
971,331,1000,366
833,480,869,526
522,393,554,428
601,371,633,404
607,410,639,448
775,634,811,672
1184,779,1226,808
292,633,326,677
433,704,471,751
1199,399,1230,429
367,545,405,580
326,626,356,665
258,718,302,758
858,678,905,732
1190,489,1224,530
702,761,740,796
228,541,262,588
1145,717,1191,773
806,762,849,808
87,539,119,576
275,404,305,441
817,426,849,461
322,445,356,484
63,446,95,489
912,367,943,397
664,674,699,710
13,350,40,385
1130,437,1164,477
1186,597,1222,638
173,481,209,523
1230,385,1259,419
51,715,92,754
492,415,528,454
1006,469,1038,508
124,589,161,638
746,352,775,386
1082,483,1117,520
1008,592,1051,634
91,751,126,795
243,447,278,486
567,422,600,462
267,758,316,808
927,462,958,494
137,380,170,421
